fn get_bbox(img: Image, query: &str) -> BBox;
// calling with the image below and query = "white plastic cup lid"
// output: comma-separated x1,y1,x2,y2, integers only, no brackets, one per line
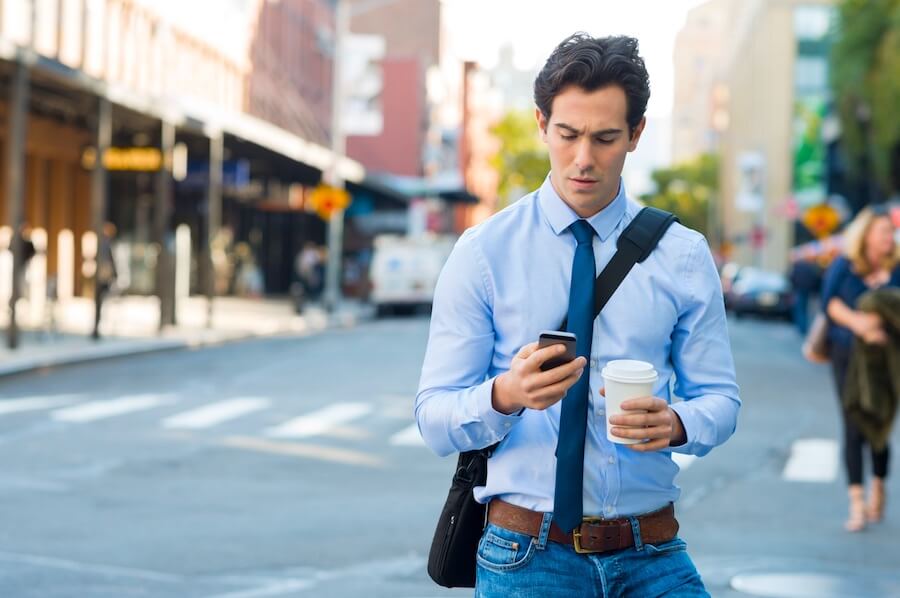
601,359,658,384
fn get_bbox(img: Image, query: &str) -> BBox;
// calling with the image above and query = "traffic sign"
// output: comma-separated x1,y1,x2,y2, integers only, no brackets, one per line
802,204,840,238
309,184,351,221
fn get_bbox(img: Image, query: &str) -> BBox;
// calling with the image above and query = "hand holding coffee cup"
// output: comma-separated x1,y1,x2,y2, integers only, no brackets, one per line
601,360,686,452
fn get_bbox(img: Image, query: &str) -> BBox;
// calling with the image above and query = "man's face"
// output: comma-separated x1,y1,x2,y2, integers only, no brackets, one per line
536,85,645,217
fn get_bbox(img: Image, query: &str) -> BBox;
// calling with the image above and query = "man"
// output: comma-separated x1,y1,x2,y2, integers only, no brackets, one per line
416,33,740,596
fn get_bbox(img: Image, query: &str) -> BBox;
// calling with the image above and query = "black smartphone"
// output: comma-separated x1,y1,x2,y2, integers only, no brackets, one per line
537,330,577,371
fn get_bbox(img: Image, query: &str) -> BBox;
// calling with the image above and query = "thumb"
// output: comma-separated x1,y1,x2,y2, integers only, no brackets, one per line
599,387,605,397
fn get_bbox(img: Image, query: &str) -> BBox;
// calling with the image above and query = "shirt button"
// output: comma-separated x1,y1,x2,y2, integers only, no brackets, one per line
590,360,597,369
606,506,614,514
608,456,615,464
504,423,511,428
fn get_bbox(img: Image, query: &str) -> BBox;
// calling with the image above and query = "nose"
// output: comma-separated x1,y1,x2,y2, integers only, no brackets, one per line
574,138,593,173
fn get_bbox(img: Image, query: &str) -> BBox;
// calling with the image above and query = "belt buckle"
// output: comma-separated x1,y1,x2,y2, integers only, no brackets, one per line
572,517,604,554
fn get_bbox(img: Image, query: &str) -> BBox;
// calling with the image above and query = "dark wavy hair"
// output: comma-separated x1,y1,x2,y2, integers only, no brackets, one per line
534,33,650,136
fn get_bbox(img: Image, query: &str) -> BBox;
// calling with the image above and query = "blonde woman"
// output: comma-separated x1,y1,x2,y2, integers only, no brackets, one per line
821,206,900,531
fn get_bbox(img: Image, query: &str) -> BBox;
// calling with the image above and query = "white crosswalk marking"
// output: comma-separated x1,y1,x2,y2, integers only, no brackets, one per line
265,403,372,439
51,395,175,423
0,395,82,415
162,398,271,430
389,423,425,446
782,438,839,482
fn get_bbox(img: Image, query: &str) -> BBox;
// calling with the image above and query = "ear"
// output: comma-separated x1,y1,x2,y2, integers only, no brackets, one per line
627,117,646,152
535,108,549,142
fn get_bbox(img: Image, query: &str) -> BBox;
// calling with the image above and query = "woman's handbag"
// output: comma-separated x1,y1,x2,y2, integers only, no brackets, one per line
803,312,830,364
426,207,678,588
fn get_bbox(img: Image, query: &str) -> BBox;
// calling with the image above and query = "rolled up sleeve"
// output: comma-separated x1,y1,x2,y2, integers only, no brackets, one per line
415,232,521,457
669,238,741,456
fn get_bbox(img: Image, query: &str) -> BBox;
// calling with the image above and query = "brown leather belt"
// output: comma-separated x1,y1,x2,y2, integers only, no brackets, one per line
487,499,679,554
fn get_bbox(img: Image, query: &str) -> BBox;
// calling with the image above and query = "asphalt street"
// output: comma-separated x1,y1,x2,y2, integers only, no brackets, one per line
0,315,898,597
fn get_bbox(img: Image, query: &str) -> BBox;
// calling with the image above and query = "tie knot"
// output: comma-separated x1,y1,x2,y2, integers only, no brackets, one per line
569,220,595,245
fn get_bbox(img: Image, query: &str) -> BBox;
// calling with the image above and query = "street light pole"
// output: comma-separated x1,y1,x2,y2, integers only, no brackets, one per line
323,0,349,313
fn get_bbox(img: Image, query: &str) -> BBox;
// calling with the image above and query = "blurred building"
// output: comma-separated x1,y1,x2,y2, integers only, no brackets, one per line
671,0,740,164
707,0,835,272
0,0,407,319
490,45,536,113
345,0,440,177
456,61,502,230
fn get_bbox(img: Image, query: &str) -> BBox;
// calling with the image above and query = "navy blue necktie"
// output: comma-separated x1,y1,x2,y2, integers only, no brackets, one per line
554,219,596,533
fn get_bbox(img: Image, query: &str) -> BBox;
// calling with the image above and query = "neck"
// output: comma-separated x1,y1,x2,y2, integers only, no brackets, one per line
549,174,620,218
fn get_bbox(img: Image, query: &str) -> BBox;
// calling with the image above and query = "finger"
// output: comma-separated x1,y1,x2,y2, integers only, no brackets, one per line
529,370,583,407
610,424,671,440
610,426,672,440
599,387,605,397
516,342,540,360
535,355,587,385
525,343,569,370
609,412,667,427
626,438,671,452
620,397,666,412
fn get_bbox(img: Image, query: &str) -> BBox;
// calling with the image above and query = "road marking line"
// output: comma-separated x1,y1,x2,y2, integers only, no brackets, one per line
162,398,271,430
221,436,384,468
264,403,372,438
672,453,698,471
51,395,174,423
0,395,82,415
782,438,839,482
389,423,425,446
0,550,182,582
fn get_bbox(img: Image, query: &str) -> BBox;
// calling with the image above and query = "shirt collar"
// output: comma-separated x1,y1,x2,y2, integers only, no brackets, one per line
538,173,628,242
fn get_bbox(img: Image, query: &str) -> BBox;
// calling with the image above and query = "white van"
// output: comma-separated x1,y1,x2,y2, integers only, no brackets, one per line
369,234,455,315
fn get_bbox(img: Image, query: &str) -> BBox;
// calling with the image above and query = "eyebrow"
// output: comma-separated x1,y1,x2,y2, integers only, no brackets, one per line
554,123,624,136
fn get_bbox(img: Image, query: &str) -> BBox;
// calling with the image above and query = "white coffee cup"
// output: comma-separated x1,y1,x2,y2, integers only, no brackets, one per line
601,359,658,444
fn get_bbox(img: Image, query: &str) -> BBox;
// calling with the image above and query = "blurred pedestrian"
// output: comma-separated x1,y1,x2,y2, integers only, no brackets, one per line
92,222,118,340
417,33,739,595
234,242,263,297
295,242,324,302
820,205,900,531
789,258,822,334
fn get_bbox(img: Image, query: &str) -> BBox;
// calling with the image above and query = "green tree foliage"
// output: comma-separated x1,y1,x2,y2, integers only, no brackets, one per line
830,0,900,193
490,110,551,207
640,154,718,237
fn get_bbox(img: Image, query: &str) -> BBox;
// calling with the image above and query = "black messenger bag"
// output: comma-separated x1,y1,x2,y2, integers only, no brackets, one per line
427,207,678,588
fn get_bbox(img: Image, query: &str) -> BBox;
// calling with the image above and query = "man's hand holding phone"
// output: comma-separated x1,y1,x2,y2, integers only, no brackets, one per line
492,333,586,415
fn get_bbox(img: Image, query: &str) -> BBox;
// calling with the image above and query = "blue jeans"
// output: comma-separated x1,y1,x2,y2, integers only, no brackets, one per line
475,513,709,598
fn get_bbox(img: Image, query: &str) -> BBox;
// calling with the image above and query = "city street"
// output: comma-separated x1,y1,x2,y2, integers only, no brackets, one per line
0,316,898,597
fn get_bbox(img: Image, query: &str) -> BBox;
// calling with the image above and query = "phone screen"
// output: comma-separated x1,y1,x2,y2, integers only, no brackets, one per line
538,331,577,371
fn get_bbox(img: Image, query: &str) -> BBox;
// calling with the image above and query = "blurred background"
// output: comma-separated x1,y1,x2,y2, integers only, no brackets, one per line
0,0,898,596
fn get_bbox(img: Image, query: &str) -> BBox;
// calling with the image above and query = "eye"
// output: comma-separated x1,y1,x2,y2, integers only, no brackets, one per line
595,138,616,144
561,134,577,141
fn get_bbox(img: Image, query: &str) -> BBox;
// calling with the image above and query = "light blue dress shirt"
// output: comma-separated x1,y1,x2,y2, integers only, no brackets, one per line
416,175,741,518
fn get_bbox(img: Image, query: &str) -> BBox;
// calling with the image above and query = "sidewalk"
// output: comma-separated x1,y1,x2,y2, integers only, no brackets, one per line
0,295,373,378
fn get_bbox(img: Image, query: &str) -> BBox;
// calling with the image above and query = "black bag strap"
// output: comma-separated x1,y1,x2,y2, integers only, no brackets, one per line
561,207,678,330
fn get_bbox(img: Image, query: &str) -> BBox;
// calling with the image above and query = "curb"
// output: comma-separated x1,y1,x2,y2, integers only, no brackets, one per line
0,307,372,379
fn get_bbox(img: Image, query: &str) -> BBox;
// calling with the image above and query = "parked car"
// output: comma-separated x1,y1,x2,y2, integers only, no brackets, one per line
369,234,455,316
724,266,794,320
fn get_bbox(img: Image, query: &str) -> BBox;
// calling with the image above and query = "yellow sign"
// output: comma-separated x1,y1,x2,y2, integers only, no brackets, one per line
802,204,840,238
82,147,163,171
309,184,351,220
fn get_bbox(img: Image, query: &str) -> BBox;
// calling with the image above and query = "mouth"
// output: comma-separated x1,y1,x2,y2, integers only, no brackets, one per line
570,177,598,190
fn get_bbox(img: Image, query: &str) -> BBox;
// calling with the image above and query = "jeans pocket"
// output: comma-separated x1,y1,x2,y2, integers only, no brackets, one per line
643,537,687,555
476,524,536,572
